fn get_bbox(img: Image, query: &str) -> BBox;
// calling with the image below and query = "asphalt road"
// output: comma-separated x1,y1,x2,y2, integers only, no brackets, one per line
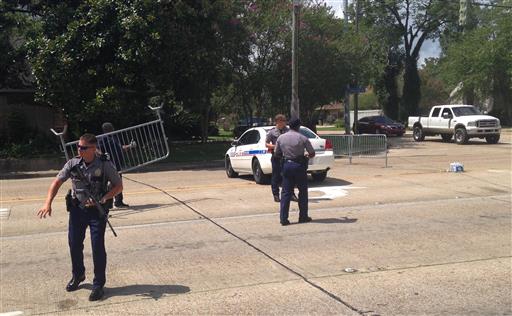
1,131,511,315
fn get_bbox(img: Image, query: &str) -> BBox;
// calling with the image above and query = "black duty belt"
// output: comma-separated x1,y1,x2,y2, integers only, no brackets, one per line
72,197,97,210
284,157,306,164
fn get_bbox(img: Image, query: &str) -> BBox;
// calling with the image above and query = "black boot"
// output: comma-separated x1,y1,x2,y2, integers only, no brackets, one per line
114,192,129,208
89,287,104,301
298,216,312,223
66,275,85,292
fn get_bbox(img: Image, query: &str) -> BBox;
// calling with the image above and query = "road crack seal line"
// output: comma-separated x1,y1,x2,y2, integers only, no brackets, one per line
124,176,365,315
311,256,512,281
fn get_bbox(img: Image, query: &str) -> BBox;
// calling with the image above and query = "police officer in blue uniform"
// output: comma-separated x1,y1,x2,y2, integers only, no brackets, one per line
37,133,123,301
275,118,315,226
265,114,298,203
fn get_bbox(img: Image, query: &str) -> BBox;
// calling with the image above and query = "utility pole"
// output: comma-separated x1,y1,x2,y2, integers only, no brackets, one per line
343,0,351,134
291,0,301,120
353,0,360,134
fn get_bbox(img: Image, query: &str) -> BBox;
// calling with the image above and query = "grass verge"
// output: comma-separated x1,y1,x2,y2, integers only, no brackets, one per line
166,141,231,163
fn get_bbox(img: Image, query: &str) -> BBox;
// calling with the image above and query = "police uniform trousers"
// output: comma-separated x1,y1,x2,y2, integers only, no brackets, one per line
68,203,107,288
280,160,308,222
271,156,283,197
114,174,124,205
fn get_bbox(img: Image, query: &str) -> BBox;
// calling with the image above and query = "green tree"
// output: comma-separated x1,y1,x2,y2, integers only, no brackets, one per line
374,48,403,120
0,1,37,88
27,1,248,140
418,58,449,112
358,2,403,120
438,4,512,125
369,0,458,120
299,4,350,128
28,1,164,134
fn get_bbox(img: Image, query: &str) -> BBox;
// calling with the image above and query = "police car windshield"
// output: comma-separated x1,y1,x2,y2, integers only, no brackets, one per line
299,127,317,139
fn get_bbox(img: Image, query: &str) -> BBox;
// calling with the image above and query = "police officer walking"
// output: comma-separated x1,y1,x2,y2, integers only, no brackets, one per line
274,118,315,226
37,133,123,301
100,122,134,208
265,114,298,203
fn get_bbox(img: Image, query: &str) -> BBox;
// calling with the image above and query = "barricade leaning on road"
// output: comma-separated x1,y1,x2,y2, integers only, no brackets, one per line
322,134,387,167
51,106,170,173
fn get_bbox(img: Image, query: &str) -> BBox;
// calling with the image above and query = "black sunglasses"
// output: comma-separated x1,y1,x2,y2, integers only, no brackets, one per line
77,145,93,150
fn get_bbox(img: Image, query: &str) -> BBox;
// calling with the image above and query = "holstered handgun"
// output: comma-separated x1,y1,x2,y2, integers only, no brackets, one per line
65,189,73,212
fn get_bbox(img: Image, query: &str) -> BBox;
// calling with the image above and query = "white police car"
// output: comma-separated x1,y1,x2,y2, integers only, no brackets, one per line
225,126,334,184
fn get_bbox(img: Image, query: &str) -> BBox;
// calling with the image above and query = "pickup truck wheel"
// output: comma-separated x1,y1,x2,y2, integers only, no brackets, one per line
413,126,425,141
455,127,468,144
441,134,452,142
485,135,500,144
252,159,270,184
225,157,238,178
311,171,327,182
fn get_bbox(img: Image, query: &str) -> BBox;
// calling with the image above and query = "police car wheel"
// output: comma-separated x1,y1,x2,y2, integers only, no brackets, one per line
311,171,327,182
252,159,270,184
225,157,238,178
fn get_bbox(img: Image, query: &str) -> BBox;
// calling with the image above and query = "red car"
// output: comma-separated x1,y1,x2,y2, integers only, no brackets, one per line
354,115,405,136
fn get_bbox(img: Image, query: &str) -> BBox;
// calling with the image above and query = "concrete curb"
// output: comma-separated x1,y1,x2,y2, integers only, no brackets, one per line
1,160,226,180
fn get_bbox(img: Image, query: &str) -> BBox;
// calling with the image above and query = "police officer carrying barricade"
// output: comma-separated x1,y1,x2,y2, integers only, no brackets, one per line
37,133,123,301
274,118,315,226
100,122,135,208
265,114,298,203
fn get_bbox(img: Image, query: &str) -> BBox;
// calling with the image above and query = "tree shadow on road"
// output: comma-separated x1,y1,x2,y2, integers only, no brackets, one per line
99,284,191,300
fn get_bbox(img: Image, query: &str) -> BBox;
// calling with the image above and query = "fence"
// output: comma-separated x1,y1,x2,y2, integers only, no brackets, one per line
322,134,388,167
51,106,170,173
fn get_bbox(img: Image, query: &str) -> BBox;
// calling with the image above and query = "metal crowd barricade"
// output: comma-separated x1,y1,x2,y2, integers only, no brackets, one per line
51,105,170,173
323,134,388,167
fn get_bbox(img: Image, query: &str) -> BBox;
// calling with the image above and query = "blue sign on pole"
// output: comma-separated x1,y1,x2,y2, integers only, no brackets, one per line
349,86,366,94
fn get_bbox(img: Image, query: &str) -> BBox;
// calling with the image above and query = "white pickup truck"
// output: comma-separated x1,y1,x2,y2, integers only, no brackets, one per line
408,104,501,144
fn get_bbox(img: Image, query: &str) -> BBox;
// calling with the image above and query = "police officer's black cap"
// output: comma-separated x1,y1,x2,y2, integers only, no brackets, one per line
289,118,301,129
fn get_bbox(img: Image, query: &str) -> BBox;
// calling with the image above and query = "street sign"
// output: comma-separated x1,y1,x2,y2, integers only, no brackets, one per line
349,86,366,94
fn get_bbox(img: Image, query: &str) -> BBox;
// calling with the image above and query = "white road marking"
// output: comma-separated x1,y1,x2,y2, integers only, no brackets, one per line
0,312,24,316
0,208,10,219
487,169,511,173
308,186,365,200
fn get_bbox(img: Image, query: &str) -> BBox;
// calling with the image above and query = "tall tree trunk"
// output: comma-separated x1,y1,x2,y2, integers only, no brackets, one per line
400,57,421,121
491,70,512,125
381,65,401,121
200,104,210,143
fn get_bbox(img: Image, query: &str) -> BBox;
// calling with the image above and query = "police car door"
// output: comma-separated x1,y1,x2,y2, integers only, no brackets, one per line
231,129,260,173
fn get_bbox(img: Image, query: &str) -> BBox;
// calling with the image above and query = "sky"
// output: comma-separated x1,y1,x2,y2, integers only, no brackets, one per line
322,0,442,67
